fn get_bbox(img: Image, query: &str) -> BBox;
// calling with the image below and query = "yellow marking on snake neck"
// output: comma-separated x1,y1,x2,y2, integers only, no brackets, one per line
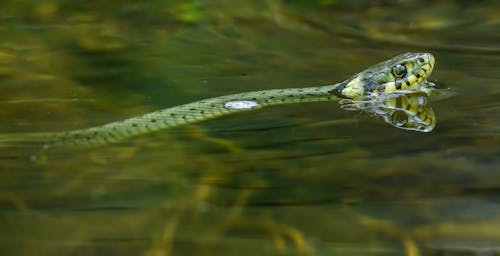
384,82,397,92
342,76,365,99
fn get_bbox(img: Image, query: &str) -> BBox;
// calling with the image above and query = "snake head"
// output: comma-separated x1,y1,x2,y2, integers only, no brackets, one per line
337,53,437,132
373,52,435,94
334,52,435,99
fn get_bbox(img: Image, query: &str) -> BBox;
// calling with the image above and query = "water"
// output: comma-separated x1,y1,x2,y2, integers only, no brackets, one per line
1,1,499,255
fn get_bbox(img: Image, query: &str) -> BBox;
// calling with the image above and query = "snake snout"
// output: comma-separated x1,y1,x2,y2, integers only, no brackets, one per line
424,53,435,71
419,52,435,75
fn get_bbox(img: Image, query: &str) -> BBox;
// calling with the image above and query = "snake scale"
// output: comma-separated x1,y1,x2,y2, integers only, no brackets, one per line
2,52,436,147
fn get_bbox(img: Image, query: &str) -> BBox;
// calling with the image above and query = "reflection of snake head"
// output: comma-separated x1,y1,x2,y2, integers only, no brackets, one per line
335,52,437,132
380,93,436,132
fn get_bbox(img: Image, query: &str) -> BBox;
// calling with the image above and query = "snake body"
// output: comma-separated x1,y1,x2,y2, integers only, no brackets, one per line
55,86,340,146
3,52,436,147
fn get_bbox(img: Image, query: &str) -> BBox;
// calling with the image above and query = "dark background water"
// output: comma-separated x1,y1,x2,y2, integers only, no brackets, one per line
0,1,499,255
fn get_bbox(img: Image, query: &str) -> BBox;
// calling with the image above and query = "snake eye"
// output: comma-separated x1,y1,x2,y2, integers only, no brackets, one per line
417,57,425,64
391,64,407,78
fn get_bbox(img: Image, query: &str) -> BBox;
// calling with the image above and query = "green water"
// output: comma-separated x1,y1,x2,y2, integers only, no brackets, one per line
1,1,499,255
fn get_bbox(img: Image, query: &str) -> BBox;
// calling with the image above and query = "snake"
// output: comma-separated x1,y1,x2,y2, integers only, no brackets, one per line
2,52,436,147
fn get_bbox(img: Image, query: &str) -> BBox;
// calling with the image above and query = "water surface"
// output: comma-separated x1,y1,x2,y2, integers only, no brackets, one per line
1,1,499,255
